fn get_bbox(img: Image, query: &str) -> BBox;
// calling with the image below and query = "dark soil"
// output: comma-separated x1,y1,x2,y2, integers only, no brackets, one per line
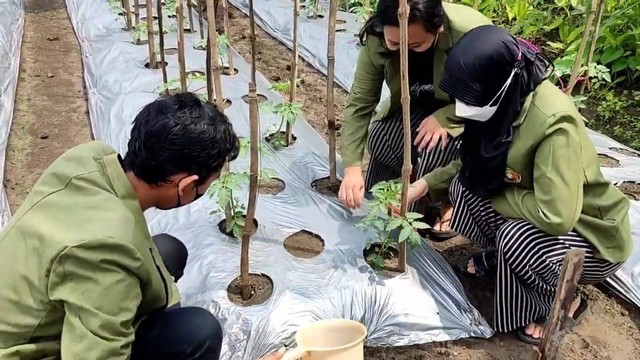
265,131,297,147
311,176,341,197
217,216,258,239
227,273,273,306
241,93,268,103
599,154,620,167
144,61,168,69
363,243,401,273
186,70,205,77
214,98,232,110
222,66,239,76
617,182,640,201
258,177,285,195
283,230,325,258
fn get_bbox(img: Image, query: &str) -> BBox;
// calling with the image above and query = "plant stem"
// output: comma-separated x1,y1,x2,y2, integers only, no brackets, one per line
177,0,188,92
122,0,133,30
396,0,411,273
221,0,235,74
145,0,157,67
206,0,225,110
565,0,598,95
286,0,300,146
581,0,604,94
157,0,169,92
327,0,338,184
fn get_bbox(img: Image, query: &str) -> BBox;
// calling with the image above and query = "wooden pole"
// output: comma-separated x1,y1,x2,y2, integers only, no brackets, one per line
222,0,235,74
396,0,411,273
157,0,169,92
186,0,195,32
327,0,337,184
565,0,598,94
206,35,214,102
177,0,188,92
248,0,257,84
133,0,140,26
286,0,300,145
197,0,205,40
537,249,586,359
206,0,225,110
122,0,133,30
581,0,604,94
145,0,157,67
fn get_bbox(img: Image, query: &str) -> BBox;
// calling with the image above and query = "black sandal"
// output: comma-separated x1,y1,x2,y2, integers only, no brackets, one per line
456,249,498,278
428,216,458,242
516,297,590,345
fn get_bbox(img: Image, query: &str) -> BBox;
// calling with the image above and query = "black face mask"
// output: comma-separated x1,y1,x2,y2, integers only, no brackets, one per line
160,176,203,211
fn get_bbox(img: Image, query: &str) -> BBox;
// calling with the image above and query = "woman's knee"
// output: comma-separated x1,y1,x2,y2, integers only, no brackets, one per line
152,233,188,281
495,219,532,260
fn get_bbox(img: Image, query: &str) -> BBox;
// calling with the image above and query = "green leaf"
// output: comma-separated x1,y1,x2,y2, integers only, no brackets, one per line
412,221,429,230
366,254,385,270
398,227,412,243
601,48,624,65
404,212,423,220
386,218,403,231
232,224,243,239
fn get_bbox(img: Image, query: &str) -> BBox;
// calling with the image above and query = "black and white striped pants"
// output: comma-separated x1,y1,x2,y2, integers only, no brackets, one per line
448,175,623,332
365,106,461,191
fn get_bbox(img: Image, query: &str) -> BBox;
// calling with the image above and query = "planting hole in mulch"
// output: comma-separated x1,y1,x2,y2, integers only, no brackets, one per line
140,16,159,21
616,182,640,201
265,131,297,148
227,273,273,306
164,47,179,55
337,19,347,24
217,216,259,239
363,242,401,274
134,39,149,45
258,177,285,195
609,147,640,158
308,14,325,19
214,98,233,110
336,28,347,32
241,94,268,104
186,70,205,78
159,88,180,96
223,66,240,76
144,61,168,69
599,154,620,167
311,176,341,197
284,230,325,258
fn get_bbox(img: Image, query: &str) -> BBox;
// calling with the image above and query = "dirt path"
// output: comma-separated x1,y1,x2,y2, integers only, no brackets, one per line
4,0,91,210
226,6,640,360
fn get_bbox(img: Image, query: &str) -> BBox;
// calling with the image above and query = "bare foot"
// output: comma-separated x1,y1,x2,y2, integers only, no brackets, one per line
523,296,582,339
433,203,453,232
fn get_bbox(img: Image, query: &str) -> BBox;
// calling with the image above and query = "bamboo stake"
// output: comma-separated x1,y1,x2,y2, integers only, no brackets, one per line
206,0,225,110
581,0,605,94
537,249,585,359
122,0,133,30
133,0,140,26
177,0,188,92
248,0,257,84
286,0,300,146
197,0,205,40
565,0,598,94
222,0,235,75
157,0,169,92
396,0,411,273
145,0,157,67
186,0,195,32
206,36,214,101
327,0,338,184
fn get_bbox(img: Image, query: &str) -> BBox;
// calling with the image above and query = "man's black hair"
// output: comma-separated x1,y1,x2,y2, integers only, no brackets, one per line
122,92,239,185
358,0,445,45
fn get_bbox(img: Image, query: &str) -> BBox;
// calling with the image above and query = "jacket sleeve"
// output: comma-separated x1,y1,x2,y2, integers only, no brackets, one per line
340,40,385,167
432,104,465,138
423,159,462,202
48,239,143,360
492,114,584,235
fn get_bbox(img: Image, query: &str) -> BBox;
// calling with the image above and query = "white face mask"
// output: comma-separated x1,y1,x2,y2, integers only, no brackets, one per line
454,67,518,122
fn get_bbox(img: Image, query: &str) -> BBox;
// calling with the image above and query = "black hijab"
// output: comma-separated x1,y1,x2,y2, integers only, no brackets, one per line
439,25,552,198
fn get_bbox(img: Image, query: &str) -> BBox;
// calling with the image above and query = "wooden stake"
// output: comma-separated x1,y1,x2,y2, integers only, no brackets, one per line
248,0,257,84
396,0,411,273
327,0,338,184
206,0,225,110
133,0,140,26
145,0,157,67
537,249,586,359
177,0,188,92
565,0,598,94
122,0,133,30
206,36,214,102
197,0,205,40
157,0,169,92
186,0,195,32
221,0,235,75
286,0,300,146
581,0,604,94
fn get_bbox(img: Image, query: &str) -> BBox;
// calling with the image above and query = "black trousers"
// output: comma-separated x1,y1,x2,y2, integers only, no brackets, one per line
131,234,223,360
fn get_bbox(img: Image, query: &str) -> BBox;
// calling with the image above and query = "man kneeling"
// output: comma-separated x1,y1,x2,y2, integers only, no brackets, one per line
0,93,239,359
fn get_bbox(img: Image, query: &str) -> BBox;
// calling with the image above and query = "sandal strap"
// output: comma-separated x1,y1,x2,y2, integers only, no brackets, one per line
472,249,498,274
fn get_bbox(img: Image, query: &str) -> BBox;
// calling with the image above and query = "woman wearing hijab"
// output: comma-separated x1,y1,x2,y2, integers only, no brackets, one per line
338,0,491,240
403,25,632,343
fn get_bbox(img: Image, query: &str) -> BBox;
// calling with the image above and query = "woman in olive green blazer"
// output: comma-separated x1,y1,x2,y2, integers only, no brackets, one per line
338,0,491,239
405,25,632,344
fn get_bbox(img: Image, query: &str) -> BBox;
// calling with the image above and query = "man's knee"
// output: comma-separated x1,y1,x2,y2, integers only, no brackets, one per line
152,233,188,281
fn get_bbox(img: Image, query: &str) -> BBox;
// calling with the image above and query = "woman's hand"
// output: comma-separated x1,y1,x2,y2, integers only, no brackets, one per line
390,179,430,217
259,347,286,360
415,115,449,152
339,166,365,209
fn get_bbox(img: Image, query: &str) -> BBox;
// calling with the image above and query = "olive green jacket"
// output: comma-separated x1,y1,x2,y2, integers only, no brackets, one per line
424,81,632,263
340,3,492,167
0,141,180,360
